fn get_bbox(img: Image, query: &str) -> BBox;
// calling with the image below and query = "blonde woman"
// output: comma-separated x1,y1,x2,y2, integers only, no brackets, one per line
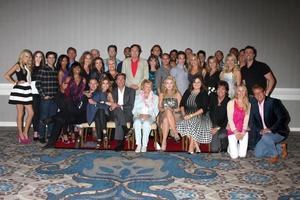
188,53,207,82
220,54,241,98
204,56,221,95
227,85,251,159
3,49,34,144
158,76,182,151
132,79,159,153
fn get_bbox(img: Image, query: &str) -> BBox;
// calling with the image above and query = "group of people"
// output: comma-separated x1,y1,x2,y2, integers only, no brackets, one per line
3,44,290,163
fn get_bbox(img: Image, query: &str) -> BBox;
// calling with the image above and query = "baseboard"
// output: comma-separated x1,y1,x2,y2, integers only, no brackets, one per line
0,121,299,132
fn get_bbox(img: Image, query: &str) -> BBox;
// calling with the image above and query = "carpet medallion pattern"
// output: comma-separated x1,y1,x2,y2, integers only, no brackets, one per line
0,128,299,199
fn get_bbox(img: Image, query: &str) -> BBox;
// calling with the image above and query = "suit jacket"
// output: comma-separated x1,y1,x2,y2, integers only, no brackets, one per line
86,91,109,125
250,96,290,137
112,86,136,120
121,58,149,88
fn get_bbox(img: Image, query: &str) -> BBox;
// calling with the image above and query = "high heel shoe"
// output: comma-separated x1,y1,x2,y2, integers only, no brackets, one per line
18,136,26,144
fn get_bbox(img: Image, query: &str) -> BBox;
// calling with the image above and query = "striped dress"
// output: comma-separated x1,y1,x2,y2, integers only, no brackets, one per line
9,67,33,105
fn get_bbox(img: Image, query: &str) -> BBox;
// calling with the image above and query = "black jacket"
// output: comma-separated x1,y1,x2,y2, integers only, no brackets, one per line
250,96,290,137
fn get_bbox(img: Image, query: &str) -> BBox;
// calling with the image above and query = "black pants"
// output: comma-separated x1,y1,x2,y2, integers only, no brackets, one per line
94,109,109,140
111,107,132,140
32,94,40,132
210,128,228,153
47,95,87,146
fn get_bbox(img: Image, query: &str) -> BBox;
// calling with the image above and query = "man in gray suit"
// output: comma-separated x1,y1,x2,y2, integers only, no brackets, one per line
110,73,136,151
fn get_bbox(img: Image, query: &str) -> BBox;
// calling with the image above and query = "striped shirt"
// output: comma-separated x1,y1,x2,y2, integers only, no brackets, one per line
35,65,59,98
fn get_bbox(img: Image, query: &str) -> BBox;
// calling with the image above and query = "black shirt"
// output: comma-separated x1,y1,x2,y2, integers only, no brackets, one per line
241,60,271,95
204,70,221,95
209,93,230,128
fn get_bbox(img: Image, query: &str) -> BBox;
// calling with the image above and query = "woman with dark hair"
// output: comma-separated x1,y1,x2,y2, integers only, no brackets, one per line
148,55,160,94
170,51,189,95
204,56,221,95
197,50,207,68
57,54,70,86
150,44,163,66
31,50,45,141
86,77,114,149
209,81,230,152
90,57,105,81
177,75,212,154
43,62,87,148
79,51,93,84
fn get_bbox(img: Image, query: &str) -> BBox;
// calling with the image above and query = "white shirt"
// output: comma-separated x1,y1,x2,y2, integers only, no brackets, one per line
118,87,125,106
258,99,267,129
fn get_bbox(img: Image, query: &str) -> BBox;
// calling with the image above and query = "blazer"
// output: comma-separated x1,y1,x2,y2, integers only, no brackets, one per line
250,96,290,137
121,58,149,88
112,86,136,119
86,91,109,125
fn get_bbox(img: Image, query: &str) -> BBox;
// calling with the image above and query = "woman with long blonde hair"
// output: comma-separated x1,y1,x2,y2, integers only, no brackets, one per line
3,49,34,144
220,53,241,98
204,56,221,95
187,53,206,82
158,76,182,151
227,85,251,159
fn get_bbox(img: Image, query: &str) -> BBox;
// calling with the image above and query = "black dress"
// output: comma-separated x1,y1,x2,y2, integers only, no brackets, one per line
204,70,221,95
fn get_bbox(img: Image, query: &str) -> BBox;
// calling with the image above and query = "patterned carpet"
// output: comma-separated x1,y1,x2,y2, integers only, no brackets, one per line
0,127,299,200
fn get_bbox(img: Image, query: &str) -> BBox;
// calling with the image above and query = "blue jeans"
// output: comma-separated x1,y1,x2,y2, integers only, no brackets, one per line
254,132,285,157
39,99,57,139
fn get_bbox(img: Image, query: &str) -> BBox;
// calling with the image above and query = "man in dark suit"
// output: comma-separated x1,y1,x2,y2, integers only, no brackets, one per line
251,85,290,164
110,73,135,151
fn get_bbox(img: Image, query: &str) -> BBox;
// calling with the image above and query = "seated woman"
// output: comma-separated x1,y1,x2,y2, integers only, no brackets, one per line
158,76,182,151
132,79,159,153
43,62,87,148
177,75,212,154
227,85,251,159
209,81,230,153
86,77,113,149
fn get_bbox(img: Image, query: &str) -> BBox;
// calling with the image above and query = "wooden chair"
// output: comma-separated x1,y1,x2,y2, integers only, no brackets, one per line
128,123,158,150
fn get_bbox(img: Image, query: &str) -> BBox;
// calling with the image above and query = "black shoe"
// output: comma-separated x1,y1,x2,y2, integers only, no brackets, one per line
125,128,134,139
33,137,39,142
114,141,124,152
42,143,55,149
41,118,53,126
39,138,46,144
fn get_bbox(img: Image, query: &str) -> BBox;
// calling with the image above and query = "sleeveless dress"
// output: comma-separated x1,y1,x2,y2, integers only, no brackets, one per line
176,92,212,143
158,97,182,125
223,72,235,98
9,66,33,105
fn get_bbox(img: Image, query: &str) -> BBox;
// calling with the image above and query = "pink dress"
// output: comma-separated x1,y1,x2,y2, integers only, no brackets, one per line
227,100,246,135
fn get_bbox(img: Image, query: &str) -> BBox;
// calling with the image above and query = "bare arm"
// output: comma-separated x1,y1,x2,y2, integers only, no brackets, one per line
3,64,19,84
174,93,182,112
158,93,165,112
235,70,242,86
264,72,276,96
